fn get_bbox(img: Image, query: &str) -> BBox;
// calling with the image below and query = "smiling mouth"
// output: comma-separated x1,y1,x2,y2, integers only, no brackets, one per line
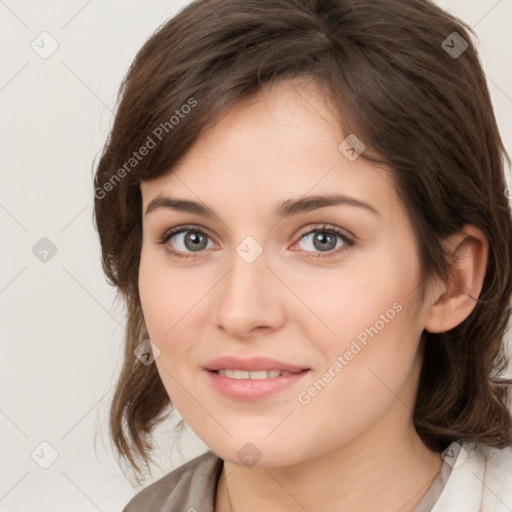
212,369,308,379
205,367,311,400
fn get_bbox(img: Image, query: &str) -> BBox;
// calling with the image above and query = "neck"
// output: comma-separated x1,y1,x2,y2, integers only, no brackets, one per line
215,416,443,512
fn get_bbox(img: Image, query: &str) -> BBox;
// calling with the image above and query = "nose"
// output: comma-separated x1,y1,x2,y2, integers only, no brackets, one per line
214,243,286,339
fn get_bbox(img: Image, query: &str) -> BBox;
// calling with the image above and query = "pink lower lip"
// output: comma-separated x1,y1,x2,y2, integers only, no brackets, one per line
204,369,310,400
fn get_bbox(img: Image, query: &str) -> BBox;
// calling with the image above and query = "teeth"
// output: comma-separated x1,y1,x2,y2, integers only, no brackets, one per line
217,369,287,379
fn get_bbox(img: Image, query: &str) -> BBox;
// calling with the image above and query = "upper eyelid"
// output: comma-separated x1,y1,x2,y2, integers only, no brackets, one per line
297,224,353,239
162,224,218,243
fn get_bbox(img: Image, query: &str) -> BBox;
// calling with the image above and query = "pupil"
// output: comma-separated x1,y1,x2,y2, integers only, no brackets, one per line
314,232,335,251
186,232,207,251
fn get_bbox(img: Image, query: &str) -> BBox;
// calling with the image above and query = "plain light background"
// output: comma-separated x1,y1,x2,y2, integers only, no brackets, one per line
1,1,511,511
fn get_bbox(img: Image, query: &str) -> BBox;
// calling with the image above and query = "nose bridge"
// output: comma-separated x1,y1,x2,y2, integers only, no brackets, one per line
222,237,270,307
214,236,284,335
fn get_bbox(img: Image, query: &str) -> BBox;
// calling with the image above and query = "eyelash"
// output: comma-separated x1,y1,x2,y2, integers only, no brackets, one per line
157,223,356,260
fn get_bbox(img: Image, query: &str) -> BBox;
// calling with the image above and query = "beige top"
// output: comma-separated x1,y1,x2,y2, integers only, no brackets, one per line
122,449,455,511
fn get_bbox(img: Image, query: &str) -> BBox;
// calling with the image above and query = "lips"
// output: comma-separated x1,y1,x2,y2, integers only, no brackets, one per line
202,355,311,400
217,369,292,379
203,355,310,374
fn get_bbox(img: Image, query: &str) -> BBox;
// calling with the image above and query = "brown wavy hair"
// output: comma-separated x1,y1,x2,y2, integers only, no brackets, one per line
92,0,512,484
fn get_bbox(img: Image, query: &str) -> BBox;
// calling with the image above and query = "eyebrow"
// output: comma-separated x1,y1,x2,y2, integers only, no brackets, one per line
144,193,380,219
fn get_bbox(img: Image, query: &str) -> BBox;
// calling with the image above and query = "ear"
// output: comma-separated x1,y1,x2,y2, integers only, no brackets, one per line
424,225,488,333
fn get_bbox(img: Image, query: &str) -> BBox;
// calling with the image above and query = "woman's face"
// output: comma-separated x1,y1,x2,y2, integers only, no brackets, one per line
138,79,434,467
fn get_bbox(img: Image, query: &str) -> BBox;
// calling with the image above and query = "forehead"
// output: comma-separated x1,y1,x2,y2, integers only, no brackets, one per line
140,79,403,222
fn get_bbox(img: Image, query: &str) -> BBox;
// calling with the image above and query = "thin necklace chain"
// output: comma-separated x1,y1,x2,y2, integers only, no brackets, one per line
225,475,234,512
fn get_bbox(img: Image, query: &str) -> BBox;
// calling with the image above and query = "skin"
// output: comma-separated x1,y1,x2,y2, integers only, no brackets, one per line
138,77,488,512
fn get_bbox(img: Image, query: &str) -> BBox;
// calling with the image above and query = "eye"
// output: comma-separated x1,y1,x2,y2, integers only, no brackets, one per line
291,224,355,258
157,223,356,260
158,225,216,259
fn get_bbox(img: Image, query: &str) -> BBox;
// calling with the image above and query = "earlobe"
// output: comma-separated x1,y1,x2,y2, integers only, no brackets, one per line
424,225,488,334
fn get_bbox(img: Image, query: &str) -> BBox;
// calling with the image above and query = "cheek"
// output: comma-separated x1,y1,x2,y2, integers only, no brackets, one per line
138,251,187,358
138,245,202,339
284,243,420,355
294,246,423,414
138,250,169,338
138,252,201,408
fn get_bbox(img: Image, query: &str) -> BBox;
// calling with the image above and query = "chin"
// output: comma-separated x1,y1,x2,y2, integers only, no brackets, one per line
205,436,311,469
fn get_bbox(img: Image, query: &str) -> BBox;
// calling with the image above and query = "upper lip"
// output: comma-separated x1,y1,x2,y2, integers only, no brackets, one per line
203,356,310,373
